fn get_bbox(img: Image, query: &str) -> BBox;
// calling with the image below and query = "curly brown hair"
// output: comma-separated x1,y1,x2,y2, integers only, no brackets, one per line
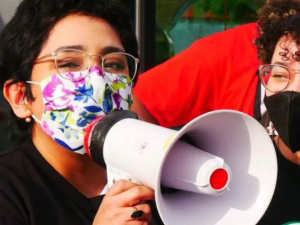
255,0,300,63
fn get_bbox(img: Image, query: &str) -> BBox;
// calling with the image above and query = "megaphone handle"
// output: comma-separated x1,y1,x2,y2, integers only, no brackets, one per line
107,166,142,188
106,167,148,217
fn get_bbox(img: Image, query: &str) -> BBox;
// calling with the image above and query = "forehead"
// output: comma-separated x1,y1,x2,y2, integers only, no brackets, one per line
272,35,300,67
38,14,124,57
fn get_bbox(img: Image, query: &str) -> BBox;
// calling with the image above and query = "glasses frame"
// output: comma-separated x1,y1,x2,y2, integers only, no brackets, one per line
35,48,140,82
258,64,300,93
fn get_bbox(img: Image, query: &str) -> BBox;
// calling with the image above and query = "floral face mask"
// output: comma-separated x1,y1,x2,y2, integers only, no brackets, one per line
27,66,133,154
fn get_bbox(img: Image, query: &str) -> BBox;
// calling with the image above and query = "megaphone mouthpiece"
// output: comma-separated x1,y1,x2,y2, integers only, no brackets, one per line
161,140,231,195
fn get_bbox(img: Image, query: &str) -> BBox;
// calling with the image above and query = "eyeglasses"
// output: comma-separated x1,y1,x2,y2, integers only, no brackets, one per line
259,64,300,93
35,48,139,83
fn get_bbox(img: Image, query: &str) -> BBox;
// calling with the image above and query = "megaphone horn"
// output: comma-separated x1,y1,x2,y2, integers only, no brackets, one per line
85,110,277,225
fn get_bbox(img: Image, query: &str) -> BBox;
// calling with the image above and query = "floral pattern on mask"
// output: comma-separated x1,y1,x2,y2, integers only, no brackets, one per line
35,66,133,154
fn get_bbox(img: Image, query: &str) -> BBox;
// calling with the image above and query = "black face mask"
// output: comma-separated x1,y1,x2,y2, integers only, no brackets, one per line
264,91,300,153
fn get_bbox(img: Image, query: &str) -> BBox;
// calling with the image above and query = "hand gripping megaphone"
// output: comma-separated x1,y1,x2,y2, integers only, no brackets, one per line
84,110,277,225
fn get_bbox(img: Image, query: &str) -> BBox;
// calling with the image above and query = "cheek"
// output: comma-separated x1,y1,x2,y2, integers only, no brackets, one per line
30,85,45,119
30,66,54,118
265,89,274,97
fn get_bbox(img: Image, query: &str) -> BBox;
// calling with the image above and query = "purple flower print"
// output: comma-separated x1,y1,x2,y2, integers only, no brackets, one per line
90,66,105,78
74,79,86,89
89,66,99,73
42,121,54,136
37,66,132,154
43,75,75,103
45,95,74,111
113,92,121,108
63,71,86,81
113,77,119,83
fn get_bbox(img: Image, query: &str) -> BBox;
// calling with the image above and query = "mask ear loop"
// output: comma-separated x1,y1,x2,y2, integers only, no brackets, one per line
265,112,275,137
24,81,43,124
26,81,40,85
20,93,32,123
265,112,281,148
20,94,41,125
21,87,40,124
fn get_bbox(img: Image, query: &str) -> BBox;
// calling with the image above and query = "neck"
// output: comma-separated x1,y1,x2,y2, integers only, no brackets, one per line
275,136,300,166
32,125,107,198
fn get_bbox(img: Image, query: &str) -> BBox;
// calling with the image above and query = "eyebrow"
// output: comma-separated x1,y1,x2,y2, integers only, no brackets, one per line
272,61,300,71
55,45,86,52
36,45,126,62
272,61,290,68
273,61,290,67
100,46,125,55
55,45,125,55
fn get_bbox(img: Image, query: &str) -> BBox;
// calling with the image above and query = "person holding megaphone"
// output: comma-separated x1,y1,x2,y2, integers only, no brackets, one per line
84,1,300,224
0,0,161,224
0,0,299,225
88,0,300,224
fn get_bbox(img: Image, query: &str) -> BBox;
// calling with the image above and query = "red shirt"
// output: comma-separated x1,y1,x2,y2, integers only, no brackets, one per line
134,23,262,127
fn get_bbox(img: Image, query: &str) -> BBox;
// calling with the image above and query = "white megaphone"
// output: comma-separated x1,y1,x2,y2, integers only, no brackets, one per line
84,110,277,225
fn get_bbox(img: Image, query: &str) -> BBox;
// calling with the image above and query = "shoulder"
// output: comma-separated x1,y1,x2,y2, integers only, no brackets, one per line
197,22,257,42
0,141,39,187
223,22,257,35
0,141,35,169
0,142,37,225
192,22,258,50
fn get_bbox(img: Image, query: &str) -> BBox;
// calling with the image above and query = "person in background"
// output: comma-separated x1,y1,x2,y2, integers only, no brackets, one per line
132,22,263,128
133,0,300,223
0,0,160,224
254,0,300,224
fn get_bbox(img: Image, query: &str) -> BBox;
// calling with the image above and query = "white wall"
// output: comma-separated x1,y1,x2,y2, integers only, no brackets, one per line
0,0,22,151
0,0,22,32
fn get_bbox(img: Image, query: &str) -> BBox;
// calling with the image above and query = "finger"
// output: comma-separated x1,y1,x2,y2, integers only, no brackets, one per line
95,204,152,225
98,203,152,224
106,179,140,197
114,185,155,207
130,204,152,222
125,204,152,223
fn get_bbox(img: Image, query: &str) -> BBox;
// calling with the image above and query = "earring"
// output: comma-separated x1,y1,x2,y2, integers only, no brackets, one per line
25,117,31,123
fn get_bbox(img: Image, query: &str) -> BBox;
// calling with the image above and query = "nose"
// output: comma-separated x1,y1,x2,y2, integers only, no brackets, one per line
287,72,300,92
90,55,103,68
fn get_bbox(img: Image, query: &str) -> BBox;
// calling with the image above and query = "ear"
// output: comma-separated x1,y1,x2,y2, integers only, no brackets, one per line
3,80,32,119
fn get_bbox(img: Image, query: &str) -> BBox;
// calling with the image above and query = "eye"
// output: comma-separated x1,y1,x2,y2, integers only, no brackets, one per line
270,71,290,82
102,53,131,77
57,61,80,68
103,59,126,70
55,50,86,72
57,57,82,67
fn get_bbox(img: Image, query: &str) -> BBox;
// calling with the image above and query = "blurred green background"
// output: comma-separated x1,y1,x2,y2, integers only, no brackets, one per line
154,0,264,65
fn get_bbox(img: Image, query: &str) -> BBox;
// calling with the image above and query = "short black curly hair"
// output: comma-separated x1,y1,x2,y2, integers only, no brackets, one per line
0,0,138,142
255,0,300,64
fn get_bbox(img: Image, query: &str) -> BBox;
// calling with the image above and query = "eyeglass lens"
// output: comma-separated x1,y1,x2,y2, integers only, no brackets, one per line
260,65,291,92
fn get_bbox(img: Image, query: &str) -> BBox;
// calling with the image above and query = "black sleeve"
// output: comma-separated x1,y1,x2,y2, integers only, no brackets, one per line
0,211,26,225
148,200,165,225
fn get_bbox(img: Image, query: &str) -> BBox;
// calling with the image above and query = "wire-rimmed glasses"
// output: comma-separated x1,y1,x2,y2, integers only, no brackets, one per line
35,48,139,83
259,64,299,93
